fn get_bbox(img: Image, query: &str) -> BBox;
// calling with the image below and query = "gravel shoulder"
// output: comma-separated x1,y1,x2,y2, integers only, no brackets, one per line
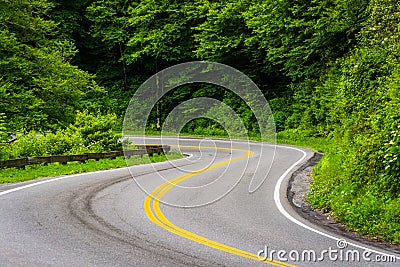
287,152,400,255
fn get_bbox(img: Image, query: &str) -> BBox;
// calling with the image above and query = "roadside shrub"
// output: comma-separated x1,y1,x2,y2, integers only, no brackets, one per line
9,132,43,158
0,113,9,159
380,125,400,197
39,131,85,156
307,0,400,243
0,113,7,142
3,131,84,159
0,111,121,159
69,110,121,152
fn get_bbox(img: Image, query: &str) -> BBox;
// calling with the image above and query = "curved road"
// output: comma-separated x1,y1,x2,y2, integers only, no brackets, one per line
0,137,398,266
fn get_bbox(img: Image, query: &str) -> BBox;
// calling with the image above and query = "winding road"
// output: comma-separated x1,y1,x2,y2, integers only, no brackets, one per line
0,137,399,266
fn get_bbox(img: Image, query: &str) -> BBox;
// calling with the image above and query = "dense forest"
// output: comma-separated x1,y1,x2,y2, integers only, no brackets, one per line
0,0,399,243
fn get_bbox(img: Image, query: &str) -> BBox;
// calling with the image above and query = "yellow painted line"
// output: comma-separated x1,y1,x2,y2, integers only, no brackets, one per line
143,145,297,267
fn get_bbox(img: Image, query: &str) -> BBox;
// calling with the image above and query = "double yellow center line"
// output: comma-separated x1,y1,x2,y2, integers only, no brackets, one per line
143,145,296,266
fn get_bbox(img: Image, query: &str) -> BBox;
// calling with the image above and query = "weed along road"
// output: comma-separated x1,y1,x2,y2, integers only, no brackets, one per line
0,137,398,266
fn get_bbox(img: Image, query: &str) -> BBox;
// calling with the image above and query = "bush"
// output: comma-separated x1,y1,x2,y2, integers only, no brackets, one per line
0,113,9,159
69,110,121,152
0,111,121,160
2,131,84,159
39,131,86,156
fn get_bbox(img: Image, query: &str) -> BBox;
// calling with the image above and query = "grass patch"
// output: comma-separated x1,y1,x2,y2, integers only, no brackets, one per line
0,151,183,184
276,129,331,152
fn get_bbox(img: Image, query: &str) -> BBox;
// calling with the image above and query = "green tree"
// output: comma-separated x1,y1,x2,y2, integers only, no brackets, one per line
0,0,101,132
87,0,204,129
244,0,368,130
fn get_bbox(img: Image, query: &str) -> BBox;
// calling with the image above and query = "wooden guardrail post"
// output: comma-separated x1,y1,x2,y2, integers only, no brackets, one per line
28,156,51,166
3,158,28,169
87,152,104,161
51,156,68,165
68,154,88,163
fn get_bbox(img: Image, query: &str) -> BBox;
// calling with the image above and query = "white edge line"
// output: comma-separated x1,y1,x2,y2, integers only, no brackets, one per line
0,167,128,197
0,147,194,198
0,137,197,198
274,144,400,260
0,151,192,198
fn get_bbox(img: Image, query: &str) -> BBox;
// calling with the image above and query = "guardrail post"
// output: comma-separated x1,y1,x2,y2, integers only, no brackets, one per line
51,156,68,165
5,158,28,169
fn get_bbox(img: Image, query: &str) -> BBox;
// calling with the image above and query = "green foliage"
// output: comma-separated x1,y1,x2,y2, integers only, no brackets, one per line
245,0,367,80
306,0,400,243
380,122,400,197
87,0,197,71
1,131,84,159
182,118,229,137
0,0,101,131
71,110,121,152
279,129,400,244
0,111,121,159
0,113,7,143
194,1,251,65
0,112,8,160
246,0,367,129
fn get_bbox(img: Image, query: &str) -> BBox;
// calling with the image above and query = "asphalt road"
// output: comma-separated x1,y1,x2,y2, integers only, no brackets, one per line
0,137,399,267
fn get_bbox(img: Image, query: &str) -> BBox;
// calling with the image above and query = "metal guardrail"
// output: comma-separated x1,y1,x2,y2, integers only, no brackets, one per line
0,145,170,170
